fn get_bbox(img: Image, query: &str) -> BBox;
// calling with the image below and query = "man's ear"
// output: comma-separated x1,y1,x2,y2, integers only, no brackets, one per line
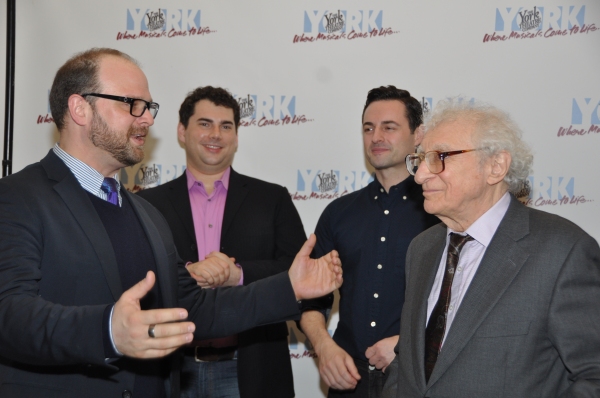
413,125,425,148
177,123,186,144
488,150,511,185
68,94,90,126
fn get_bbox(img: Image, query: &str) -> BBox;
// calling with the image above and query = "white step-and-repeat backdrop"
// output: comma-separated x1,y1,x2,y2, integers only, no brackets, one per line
5,1,600,396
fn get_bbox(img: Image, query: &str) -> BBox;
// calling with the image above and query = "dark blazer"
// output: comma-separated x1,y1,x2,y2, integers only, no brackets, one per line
138,169,306,398
382,196,600,397
0,151,301,398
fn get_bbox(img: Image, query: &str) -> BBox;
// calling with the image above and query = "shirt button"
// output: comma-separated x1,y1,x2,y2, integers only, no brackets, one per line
403,195,407,200
384,210,389,215
374,293,379,298
457,266,462,272
449,305,454,311
208,224,213,228
208,199,211,202
377,264,382,269
380,188,384,192
371,321,376,327
381,237,386,242
374,196,378,200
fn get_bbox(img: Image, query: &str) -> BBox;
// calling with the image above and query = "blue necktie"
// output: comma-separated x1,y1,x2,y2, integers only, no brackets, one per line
101,178,119,205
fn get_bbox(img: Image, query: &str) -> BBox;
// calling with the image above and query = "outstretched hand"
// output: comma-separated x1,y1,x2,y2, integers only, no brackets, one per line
112,271,195,359
288,234,342,300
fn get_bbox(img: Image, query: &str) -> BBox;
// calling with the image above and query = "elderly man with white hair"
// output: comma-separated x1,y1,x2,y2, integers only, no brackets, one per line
382,98,600,397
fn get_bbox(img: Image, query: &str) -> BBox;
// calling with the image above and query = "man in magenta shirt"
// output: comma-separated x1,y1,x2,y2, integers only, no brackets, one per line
138,86,306,398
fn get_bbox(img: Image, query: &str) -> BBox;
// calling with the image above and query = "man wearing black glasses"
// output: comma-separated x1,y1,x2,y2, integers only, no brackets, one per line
300,86,438,398
0,48,342,398
383,98,600,397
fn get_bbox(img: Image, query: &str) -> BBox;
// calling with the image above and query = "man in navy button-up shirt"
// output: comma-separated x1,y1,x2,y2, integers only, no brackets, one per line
300,86,438,398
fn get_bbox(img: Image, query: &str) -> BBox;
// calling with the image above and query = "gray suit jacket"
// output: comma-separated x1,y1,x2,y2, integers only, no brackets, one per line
0,150,301,398
383,196,600,398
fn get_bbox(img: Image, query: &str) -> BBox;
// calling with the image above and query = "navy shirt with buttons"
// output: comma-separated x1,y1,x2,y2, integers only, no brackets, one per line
312,175,439,361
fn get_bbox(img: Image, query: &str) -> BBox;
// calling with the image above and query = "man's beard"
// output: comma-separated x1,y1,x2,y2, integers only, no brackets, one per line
89,110,147,167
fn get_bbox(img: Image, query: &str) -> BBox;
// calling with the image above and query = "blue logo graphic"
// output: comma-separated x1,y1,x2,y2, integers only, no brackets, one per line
126,9,201,31
495,5,585,32
304,10,382,34
571,98,600,125
528,176,574,200
297,169,373,193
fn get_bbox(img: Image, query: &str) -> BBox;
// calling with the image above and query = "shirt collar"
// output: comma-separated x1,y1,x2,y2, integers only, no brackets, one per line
186,167,231,192
448,191,511,247
369,174,417,198
52,143,121,194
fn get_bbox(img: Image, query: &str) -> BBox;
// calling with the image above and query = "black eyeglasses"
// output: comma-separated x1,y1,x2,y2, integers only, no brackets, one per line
81,93,159,118
405,149,480,176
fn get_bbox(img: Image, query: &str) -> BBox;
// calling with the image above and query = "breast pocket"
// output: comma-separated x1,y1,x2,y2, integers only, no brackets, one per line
474,321,531,338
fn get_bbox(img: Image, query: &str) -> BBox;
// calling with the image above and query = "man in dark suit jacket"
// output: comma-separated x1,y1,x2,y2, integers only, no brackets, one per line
138,86,306,398
382,98,600,397
0,48,341,398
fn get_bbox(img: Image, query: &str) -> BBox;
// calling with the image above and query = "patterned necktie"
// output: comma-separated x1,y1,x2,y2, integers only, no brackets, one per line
100,177,119,205
424,232,473,382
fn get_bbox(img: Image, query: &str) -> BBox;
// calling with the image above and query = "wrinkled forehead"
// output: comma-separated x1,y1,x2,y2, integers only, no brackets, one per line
421,119,477,152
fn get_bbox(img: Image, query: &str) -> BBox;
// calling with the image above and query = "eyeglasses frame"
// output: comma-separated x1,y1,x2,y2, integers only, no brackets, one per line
405,149,480,176
81,93,160,119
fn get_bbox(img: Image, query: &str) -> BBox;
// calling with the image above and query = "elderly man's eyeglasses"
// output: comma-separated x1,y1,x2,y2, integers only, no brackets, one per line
81,93,160,119
405,149,480,176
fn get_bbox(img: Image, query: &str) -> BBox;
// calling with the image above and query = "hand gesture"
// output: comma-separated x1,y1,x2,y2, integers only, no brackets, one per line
112,271,195,358
187,252,239,288
365,335,399,372
317,339,361,390
289,234,342,300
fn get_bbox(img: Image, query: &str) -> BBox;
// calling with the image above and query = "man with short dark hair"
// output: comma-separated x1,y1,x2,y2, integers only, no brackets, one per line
0,48,342,398
300,86,438,398
382,98,600,397
138,86,305,398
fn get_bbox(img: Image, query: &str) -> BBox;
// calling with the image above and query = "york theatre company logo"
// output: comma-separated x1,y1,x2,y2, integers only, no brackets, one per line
521,176,592,207
235,94,314,128
290,169,373,200
293,10,398,43
120,163,186,192
557,98,600,137
117,8,214,40
484,5,597,43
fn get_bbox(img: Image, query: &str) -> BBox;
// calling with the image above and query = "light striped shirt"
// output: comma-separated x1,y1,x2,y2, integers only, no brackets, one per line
53,143,122,206
427,192,511,347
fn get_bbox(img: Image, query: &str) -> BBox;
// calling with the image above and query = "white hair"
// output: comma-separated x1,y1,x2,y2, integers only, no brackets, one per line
425,98,533,194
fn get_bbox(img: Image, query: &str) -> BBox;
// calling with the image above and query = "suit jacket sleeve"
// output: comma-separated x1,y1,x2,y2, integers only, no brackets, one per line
237,186,306,284
0,177,107,367
134,197,303,340
551,233,600,396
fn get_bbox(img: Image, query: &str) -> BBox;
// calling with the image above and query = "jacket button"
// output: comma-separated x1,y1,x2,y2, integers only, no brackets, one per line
190,244,197,251
122,390,132,398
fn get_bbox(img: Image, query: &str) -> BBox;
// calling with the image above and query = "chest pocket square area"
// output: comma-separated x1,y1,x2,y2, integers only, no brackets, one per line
475,321,531,338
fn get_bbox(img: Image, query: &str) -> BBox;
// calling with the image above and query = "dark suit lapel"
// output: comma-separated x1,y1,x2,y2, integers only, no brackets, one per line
168,173,196,242
409,225,447,391
427,197,531,387
222,168,249,239
126,190,176,308
41,151,123,301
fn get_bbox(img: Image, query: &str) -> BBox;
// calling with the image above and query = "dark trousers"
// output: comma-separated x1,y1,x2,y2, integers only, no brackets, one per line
328,358,389,398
